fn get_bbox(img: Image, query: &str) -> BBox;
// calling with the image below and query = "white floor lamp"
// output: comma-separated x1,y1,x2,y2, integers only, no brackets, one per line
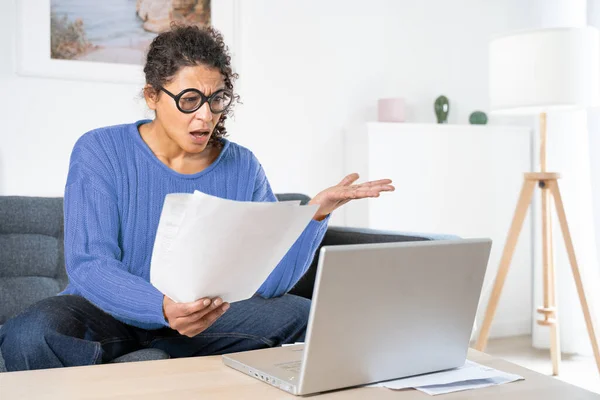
474,26,600,376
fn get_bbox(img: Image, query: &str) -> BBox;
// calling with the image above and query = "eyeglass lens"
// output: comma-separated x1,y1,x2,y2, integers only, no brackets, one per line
179,90,233,113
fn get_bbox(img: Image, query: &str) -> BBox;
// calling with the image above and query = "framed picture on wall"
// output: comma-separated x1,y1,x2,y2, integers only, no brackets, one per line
16,0,239,84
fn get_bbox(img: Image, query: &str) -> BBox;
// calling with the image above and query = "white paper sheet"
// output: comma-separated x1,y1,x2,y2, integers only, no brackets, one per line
416,374,523,395
369,361,523,395
150,191,319,303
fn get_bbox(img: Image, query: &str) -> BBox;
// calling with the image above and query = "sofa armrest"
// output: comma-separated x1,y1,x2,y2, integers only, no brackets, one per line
288,225,459,299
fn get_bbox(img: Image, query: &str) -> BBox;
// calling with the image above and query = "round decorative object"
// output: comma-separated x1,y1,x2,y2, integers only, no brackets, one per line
469,110,488,125
434,95,449,124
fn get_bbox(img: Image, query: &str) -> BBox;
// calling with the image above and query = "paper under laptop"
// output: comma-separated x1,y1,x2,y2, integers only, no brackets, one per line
369,360,523,395
150,191,318,303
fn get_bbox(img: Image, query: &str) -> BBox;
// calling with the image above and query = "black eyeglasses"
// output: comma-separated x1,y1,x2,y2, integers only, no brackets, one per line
159,87,233,114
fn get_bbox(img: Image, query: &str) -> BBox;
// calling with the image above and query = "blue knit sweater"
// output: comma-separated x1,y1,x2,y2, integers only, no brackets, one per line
60,120,329,330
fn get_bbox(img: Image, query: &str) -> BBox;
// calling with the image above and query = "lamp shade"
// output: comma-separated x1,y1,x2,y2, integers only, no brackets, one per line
489,27,600,114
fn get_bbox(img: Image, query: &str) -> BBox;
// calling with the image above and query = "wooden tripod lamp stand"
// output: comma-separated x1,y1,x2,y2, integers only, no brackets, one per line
474,27,600,376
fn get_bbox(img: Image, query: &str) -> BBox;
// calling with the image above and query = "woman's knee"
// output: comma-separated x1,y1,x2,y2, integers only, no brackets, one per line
2,297,65,340
0,296,88,349
269,294,311,343
262,294,311,335
281,294,311,322
0,308,56,364
0,296,103,371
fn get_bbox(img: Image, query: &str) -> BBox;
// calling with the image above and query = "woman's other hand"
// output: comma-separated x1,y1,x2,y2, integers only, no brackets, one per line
163,295,230,337
308,173,395,220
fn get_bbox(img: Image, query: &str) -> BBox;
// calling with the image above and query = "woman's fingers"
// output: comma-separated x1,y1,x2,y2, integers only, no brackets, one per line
351,182,394,191
336,174,392,189
338,173,360,187
336,185,394,200
164,296,213,325
179,302,230,337
359,178,393,187
184,298,228,324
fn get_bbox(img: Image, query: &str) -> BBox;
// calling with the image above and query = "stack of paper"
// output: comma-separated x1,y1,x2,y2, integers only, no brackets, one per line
369,360,523,395
150,191,318,303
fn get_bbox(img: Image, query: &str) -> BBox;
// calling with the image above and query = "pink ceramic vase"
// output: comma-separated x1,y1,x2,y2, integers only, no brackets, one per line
378,98,406,122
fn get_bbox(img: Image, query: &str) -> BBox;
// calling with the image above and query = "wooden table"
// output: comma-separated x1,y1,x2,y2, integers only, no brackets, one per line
1,349,598,399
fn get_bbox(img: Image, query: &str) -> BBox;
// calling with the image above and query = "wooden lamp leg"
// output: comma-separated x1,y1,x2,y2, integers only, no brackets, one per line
549,180,600,374
537,182,561,376
547,187,561,376
475,178,537,351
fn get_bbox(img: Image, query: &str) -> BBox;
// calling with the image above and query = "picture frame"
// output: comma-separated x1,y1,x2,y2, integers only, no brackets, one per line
16,0,240,84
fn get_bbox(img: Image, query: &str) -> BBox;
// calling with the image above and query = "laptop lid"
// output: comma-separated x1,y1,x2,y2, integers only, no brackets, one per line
298,239,491,395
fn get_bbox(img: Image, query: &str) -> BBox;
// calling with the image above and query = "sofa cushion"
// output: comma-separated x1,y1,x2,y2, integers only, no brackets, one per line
0,277,63,324
274,193,311,205
0,197,63,237
0,234,60,277
0,197,67,324
110,349,170,363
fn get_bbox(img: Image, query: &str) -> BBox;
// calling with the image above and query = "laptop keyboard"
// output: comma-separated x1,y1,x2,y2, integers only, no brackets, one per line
276,360,302,373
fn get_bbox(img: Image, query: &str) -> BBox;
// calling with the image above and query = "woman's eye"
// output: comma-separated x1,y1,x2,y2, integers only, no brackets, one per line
182,96,199,103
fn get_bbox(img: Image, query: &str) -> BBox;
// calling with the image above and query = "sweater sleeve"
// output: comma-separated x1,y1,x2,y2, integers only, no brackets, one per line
252,164,329,298
63,160,168,330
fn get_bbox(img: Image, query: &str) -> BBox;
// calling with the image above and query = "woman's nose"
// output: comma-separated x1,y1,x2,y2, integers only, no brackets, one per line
194,102,212,121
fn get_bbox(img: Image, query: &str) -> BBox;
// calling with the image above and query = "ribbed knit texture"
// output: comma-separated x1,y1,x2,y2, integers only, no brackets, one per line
60,120,329,330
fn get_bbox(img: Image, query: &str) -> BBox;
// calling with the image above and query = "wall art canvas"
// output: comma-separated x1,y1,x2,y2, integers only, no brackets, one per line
17,0,237,83
50,0,211,66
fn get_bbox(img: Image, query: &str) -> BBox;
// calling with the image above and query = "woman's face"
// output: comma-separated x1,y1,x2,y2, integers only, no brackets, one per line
147,65,226,154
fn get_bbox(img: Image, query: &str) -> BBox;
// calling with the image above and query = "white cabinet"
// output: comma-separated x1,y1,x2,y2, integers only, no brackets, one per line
344,122,533,337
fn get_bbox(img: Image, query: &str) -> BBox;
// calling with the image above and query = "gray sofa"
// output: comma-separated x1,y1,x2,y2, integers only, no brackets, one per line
0,195,452,372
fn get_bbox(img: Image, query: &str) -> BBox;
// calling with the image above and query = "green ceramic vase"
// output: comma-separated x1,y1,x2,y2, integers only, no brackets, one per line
434,95,449,124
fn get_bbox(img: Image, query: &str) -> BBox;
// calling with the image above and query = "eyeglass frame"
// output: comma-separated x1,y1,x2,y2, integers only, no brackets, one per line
158,86,233,114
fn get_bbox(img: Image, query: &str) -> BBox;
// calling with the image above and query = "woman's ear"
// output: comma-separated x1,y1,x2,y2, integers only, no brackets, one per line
143,85,159,111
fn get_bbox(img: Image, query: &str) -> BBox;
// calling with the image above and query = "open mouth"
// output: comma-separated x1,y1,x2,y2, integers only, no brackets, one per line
189,129,211,144
190,130,210,138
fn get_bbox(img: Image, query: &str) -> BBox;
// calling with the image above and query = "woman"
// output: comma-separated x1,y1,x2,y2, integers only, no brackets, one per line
0,25,393,371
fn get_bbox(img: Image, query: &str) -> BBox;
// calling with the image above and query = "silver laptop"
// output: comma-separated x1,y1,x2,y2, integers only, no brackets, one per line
222,239,492,395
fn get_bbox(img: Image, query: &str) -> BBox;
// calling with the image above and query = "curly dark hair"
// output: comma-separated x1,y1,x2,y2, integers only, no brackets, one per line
143,24,239,148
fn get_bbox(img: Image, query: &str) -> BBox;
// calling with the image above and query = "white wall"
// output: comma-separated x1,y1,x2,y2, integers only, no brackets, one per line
588,110,600,271
588,0,600,284
0,0,154,197
231,0,533,227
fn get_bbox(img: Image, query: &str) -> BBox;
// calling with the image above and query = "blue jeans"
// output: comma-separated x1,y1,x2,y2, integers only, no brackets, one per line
0,294,310,371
